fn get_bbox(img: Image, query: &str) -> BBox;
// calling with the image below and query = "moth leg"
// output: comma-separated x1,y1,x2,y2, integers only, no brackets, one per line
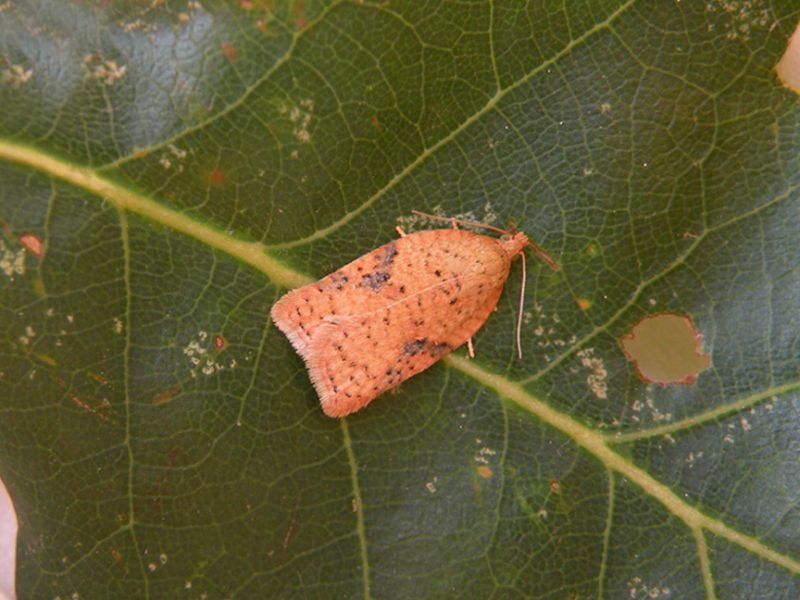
449,217,459,230
467,337,475,358
395,226,407,237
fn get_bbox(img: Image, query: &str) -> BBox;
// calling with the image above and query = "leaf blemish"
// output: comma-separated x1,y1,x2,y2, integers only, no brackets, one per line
619,313,710,386
576,348,608,399
221,41,239,62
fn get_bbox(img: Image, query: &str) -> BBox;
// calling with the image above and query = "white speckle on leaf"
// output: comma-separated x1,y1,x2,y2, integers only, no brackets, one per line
0,239,26,279
288,98,314,143
168,144,187,159
425,477,438,494
576,348,608,399
121,18,158,33
395,203,497,233
685,451,703,468
481,201,498,225
627,576,671,598
474,446,496,465
183,332,225,377
2,63,33,86
82,55,127,86
705,0,770,41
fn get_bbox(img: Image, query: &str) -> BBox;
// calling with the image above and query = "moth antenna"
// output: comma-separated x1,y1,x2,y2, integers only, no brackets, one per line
516,251,526,359
412,210,511,236
525,240,561,271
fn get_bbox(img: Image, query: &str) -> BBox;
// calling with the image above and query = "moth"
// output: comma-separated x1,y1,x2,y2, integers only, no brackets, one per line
271,212,559,417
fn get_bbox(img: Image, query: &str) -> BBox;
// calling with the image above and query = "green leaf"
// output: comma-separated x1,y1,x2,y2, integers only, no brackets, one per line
1,1,799,597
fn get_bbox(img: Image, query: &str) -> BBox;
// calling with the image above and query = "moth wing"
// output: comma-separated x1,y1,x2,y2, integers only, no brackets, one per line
270,239,404,359
271,230,510,363
304,271,507,417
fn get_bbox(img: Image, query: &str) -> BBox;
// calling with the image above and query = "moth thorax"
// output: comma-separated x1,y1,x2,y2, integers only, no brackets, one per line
500,232,529,258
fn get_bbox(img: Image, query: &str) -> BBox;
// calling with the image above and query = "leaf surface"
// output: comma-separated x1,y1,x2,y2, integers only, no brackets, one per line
1,1,799,598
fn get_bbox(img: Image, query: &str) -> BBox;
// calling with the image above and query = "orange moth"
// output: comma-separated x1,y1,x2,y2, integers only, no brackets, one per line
271,212,559,417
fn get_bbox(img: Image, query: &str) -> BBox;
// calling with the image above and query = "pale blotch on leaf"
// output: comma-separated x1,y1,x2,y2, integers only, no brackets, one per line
81,54,127,86
221,41,239,62
2,63,33,86
619,313,710,386
576,347,608,399
776,22,800,94
0,239,26,279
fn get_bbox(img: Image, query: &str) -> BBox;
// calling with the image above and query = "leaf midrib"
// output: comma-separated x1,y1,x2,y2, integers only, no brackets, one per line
1,140,798,580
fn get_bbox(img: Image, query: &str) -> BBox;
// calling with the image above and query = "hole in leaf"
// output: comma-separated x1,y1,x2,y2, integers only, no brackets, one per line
619,313,710,385
776,22,800,93
0,474,18,600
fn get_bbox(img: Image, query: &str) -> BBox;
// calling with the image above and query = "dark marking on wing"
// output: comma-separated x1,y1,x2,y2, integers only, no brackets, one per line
427,342,451,358
403,338,429,356
358,271,391,291
380,242,399,267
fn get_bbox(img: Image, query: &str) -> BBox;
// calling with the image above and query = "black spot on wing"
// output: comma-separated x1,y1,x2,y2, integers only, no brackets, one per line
403,338,428,356
358,271,391,291
380,242,399,267
427,342,451,359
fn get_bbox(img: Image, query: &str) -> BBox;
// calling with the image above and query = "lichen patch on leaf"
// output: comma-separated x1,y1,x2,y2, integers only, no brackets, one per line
619,313,710,386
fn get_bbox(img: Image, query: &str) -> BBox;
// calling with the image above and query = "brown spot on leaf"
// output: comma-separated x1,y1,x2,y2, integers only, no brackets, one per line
221,41,239,62
476,465,493,479
19,234,43,258
88,372,110,385
619,313,710,385
207,168,227,187
152,384,182,405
